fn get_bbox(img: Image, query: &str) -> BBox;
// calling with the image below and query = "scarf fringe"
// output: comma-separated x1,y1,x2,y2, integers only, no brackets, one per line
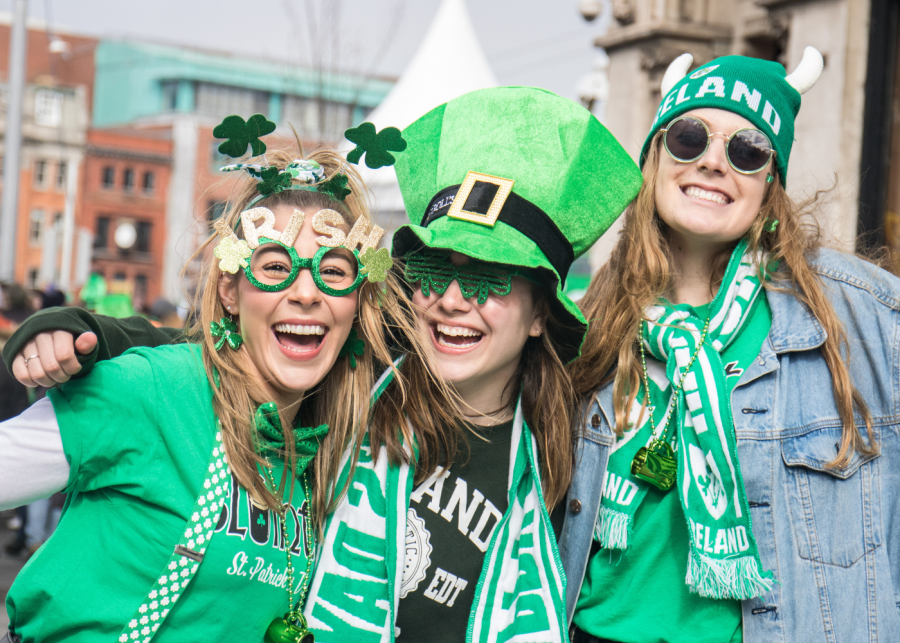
594,506,630,550
685,551,774,600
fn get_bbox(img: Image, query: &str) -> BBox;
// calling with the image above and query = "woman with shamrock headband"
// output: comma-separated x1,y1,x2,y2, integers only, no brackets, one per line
300,87,642,643
562,48,900,642
0,127,458,642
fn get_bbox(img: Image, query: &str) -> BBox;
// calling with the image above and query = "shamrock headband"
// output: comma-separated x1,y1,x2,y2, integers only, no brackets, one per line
213,114,408,204
213,114,352,203
212,206,392,295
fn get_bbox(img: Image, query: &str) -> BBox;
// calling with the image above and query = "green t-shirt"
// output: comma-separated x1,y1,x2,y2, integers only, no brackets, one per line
7,343,312,642
574,293,772,643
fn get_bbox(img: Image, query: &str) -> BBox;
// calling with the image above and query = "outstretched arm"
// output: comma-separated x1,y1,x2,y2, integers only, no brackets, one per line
3,307,188,387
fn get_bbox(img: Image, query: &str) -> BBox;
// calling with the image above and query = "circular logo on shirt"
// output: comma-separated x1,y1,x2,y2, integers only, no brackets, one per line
400,507,433,598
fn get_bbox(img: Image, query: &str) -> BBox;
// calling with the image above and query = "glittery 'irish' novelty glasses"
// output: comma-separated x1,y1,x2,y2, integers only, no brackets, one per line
246,237,365,297
404,251,534,305
661,116,775,174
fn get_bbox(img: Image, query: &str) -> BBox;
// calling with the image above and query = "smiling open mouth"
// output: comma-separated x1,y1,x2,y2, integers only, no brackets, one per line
273,323,327,353
683,185,732,205
433,322,483,348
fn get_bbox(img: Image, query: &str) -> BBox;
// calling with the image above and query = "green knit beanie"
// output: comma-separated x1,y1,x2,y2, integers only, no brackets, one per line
640,47,824,185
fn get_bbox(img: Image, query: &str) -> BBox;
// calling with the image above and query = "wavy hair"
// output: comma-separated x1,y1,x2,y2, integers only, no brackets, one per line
570,132,878,469
188,145,461,519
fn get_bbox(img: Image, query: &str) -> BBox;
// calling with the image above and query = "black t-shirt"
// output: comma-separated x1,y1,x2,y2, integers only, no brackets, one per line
395,420,565,642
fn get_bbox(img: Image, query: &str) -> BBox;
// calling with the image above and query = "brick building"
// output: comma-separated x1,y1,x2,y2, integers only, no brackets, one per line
81,128,172,306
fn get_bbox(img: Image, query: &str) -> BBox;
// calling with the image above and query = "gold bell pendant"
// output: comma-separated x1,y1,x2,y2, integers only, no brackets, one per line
264,613,315,643
631,440,677,491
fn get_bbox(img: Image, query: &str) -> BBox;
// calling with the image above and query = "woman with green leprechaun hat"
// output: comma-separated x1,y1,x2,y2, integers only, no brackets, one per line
3,88,643,642
299,86,641,643
563,47,900,642
0,121,461,642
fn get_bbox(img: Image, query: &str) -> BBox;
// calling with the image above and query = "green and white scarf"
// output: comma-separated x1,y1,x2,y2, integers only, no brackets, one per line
303,370,567,642
596,240,775,600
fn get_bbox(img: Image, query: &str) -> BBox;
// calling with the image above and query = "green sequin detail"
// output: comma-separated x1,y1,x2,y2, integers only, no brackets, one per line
243,237,366,297
403,251,523,305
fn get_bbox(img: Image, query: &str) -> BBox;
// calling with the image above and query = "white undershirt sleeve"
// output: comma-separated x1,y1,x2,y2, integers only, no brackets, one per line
0,396,70,510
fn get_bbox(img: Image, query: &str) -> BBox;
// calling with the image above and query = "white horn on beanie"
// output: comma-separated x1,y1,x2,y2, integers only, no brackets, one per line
784,46,824,95
660,53,694,96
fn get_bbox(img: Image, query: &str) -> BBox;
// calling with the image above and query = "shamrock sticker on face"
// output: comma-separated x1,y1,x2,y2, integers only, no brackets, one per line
345,122,408,169
213,114,277,158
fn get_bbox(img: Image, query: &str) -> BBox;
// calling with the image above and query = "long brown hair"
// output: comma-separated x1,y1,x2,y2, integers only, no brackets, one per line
387,277,577,510
188,146,460,518
571,132,878,469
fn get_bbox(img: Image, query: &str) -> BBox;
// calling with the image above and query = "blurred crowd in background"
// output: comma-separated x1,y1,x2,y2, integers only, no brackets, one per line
0,276,182,560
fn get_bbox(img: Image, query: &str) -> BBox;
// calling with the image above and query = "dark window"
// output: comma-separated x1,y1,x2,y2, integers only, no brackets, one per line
135,221,152,253
114,271,127,282
134,274,147,299
161,80,179,111
28,210,44,245
34,160,47,187
27,268,39,288
56,161,67,189
94,217,110,249
207,200,226,221
142,171,155,195
102,166,115,189
53,212,63,228
123,168,135,193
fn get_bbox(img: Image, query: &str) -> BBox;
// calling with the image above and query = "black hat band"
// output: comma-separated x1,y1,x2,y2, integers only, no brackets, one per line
421,182,574,282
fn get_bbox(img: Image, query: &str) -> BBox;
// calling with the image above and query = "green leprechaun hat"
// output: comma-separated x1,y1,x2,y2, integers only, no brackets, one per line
391,86,643,362
640,47,824,186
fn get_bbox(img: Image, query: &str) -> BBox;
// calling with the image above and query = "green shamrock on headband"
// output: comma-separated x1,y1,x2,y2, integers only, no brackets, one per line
318,172,351,201
257,166,294,195
214,114,277,158
345,122,408,169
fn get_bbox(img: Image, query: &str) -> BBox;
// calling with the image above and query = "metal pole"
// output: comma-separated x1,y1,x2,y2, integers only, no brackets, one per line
0,0,28,281
59,152,79,289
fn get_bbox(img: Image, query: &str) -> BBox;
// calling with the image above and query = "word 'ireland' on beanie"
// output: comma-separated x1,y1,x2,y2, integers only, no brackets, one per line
640,47,824,185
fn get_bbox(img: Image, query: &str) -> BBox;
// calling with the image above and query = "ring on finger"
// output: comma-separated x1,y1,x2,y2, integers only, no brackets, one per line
23,354,40,365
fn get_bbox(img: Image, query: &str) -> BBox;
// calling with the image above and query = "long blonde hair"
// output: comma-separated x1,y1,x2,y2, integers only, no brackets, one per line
571,132,878,469
189,146,460,517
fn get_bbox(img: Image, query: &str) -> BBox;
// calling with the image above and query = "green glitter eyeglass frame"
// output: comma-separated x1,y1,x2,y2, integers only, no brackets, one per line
403,251,538,305
245,236,366,297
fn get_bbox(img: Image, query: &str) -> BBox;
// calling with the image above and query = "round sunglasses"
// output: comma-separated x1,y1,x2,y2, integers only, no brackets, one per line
660,116,775,174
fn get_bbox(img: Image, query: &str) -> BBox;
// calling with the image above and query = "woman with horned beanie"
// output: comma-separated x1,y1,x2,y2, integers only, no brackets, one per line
0,127,459,642
563,48,900,642
3,88,644,642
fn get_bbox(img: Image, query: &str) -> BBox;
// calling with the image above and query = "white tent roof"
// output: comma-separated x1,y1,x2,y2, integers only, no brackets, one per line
358,0,497,214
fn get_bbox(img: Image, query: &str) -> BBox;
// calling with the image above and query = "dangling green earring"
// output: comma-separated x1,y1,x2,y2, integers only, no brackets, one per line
211,315,243,351
764,218,779,233
339,328,365,368
766,174,774,184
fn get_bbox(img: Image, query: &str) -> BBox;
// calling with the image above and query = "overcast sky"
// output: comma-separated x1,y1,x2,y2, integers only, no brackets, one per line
4,0,607,100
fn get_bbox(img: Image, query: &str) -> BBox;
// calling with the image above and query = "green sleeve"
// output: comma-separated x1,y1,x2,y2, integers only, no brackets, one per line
1,307,190,378
48,349,161,494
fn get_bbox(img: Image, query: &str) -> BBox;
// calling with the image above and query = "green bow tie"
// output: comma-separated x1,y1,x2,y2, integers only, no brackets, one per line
253,402,329,476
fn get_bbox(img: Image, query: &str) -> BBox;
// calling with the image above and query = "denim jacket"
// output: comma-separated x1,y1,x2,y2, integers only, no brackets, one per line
559,249,900,642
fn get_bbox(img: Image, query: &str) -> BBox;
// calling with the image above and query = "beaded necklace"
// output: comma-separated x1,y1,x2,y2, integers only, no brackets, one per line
262,466,316,643
631,317,710,490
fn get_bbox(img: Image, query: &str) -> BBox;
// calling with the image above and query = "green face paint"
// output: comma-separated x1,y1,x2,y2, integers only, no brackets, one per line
245,237,365,297
403,250,533,305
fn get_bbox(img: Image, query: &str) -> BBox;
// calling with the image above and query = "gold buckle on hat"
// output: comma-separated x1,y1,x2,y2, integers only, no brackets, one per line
447,171,515,228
